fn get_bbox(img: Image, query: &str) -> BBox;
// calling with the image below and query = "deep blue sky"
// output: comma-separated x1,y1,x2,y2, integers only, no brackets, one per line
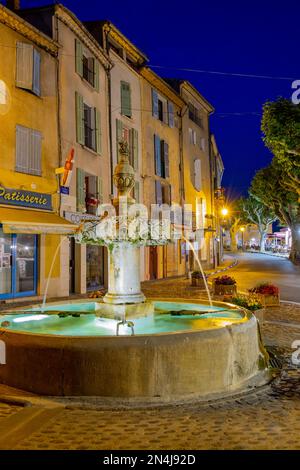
20,0,300,194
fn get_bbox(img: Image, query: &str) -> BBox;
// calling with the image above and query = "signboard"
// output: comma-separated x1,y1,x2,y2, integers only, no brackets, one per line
60,186,70,196
0,186,52,211
64,211,101,225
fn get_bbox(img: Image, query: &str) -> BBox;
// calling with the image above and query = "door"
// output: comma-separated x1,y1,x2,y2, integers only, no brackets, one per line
86,245,104,291
69,237,76,294
0,228,37,299
149,246,157,280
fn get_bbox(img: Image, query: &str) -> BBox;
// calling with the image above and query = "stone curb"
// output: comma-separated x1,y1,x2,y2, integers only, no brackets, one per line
206,257,238,279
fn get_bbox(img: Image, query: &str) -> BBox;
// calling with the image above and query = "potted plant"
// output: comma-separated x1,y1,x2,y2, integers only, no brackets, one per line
249,283,280,307
191,271,207,288
231,294,264,321
213,275,237,296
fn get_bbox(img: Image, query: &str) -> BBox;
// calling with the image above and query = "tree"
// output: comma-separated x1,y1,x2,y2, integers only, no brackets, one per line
251,163,300,265
225,199,247,252
241,197,277,252
261,98,300,199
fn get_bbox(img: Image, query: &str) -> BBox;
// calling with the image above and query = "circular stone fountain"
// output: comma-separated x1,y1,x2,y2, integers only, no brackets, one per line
0,142,270,400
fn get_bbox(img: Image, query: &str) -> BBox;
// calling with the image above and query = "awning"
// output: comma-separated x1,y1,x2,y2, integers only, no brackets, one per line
0,207,78,235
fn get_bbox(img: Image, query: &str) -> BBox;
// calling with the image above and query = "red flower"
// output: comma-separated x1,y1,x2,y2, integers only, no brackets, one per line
249,283,279,296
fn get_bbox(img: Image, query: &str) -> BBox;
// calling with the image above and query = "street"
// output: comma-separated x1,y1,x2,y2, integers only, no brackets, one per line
222,252,300,303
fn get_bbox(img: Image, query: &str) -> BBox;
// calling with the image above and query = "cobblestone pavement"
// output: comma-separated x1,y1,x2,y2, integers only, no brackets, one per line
0,403,22,422
1,293,300,449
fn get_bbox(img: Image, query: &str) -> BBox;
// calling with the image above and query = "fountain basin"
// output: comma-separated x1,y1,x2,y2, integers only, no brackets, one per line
0,299,269,399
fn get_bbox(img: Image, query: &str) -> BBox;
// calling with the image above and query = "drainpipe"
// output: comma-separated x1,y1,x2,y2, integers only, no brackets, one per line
103,28,114,198
54,14,63,216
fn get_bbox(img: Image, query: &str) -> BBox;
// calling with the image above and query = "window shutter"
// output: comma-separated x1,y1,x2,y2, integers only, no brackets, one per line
95,108,102,155
164,142,169,178
94,59,100,92
29,129,42,176
134,181,140,203
16,42,33,90
75,39,83,77
155,180,162,205
76,168,85,212
97,176,103,204
75,92,84,145
194,159,201,191
16,125,30,173
32,49,41,96
168,102,174,128
154,134,162,177
132,128,139,171
121,81,132,117
116,119,123,161
152,89,159,119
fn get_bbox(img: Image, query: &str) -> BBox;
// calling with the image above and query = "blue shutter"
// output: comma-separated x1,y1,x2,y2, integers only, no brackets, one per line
95,109,102,155
121,81,132,117
154,134,161,176
168,102,174,128
16,42,33,91
32,49,41,96
164,142,169,178
155,180,163,205
75,92,84,145
152,89,159,119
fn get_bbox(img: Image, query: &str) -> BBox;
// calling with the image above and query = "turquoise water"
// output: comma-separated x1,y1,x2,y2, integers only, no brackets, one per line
0,301,246,336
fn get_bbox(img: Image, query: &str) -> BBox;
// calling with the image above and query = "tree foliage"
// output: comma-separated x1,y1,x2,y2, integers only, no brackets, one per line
261,98,300,199
241,196,277,251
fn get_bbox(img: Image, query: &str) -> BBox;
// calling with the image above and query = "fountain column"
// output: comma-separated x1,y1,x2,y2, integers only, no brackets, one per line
103,141,146,305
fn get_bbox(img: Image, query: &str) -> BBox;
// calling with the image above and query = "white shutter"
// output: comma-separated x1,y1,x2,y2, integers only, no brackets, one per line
16,42,33,90
194,159,201,191
16,125,30,173
29,129,42,176
32,49,41,96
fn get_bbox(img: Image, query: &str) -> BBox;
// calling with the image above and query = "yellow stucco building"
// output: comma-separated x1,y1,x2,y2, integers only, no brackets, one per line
0,4,75,302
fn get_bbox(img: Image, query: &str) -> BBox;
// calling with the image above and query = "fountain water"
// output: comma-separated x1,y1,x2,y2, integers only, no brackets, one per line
0,141,270,399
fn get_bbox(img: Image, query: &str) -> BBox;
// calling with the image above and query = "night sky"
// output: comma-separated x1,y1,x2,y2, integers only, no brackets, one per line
19,0,300,195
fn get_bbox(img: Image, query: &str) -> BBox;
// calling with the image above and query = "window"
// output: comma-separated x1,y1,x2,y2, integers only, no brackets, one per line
15,125,42,176
76,169,103,214
75,92,101,154
154,135,169,179
115,119,139,169
200,137,206,151
75,39,100,91
121,81,132,118
83,55,95,87
152,89,173,126
188,103,203,127
189,128,197,145
16,42,41,96
194,158,202,191
155,181,171,205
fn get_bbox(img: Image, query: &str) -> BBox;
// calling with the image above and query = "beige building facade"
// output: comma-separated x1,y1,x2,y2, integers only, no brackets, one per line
20,4,112,296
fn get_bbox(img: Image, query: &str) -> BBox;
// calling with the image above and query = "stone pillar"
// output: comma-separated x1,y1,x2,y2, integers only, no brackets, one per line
104,242,145,304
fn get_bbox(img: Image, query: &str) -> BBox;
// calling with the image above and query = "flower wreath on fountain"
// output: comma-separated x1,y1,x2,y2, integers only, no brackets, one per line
75,215,173,250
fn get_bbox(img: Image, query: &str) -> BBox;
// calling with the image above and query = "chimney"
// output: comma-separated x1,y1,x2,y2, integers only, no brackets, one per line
6,0,20,10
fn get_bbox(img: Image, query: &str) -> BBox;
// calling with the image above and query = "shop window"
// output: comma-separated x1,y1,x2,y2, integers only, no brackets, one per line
0,228,37,300
86,245,104,291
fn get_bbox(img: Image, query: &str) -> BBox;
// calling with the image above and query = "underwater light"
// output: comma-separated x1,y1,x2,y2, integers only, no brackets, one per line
13,315,49,324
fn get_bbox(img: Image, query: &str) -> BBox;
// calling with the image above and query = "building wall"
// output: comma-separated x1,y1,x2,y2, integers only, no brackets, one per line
0,11,63,300
180,84,215,270
140,73,185,279
54,13,111,295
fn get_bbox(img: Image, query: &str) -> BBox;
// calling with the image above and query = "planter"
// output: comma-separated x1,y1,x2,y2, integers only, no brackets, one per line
256,293,280,307
191,275,207,288
253,308,265,322
213,282,237,296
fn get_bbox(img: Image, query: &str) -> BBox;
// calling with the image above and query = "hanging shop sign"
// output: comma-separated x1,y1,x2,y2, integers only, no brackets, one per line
0,186,52,211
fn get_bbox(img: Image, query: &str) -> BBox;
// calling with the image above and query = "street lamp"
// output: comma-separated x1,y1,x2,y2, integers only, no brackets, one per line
221,208,229,217
240,227,245,251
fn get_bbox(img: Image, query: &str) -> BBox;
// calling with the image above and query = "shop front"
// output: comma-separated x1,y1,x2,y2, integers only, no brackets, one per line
0,187,77,301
